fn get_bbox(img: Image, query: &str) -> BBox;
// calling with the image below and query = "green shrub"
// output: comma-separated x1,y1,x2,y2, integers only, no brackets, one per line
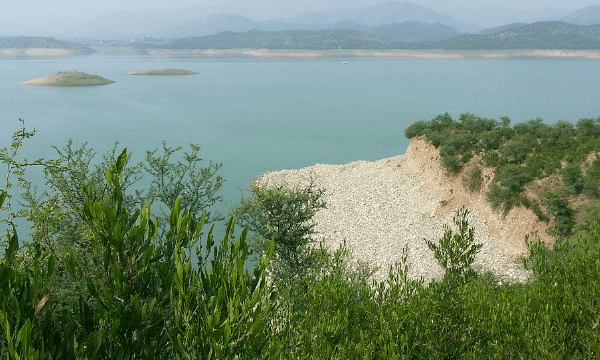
502,136,535,165
442,155,462,173
576,117,600,138
403,120,429,139
463,166,484,193
478,131,501,151
584,157,600,198
495,164,532,193
520,196,550,222
561,163,584,195
235,182,326,285
544,191,576,238
459,113,499,134
488,184,521,214
426,207,483,287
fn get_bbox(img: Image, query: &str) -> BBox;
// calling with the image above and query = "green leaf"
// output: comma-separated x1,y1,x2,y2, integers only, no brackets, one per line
0,310,11,343
6,224,19,262
86,331,103,359
47,254,56,276
16,319,32,350
0,189,6,208
115,148,128,175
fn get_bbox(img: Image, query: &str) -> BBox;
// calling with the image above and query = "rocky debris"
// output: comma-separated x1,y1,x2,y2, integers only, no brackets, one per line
253,138,536,284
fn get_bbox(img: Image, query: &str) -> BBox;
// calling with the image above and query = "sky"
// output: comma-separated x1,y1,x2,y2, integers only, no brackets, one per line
1,0,598,36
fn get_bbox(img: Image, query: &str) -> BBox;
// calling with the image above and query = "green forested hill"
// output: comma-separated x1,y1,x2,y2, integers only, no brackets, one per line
143,29,391,50
137,21,600,50
428,21,600,50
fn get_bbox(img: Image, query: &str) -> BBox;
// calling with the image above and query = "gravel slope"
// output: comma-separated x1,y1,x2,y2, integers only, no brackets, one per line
253,139,537,284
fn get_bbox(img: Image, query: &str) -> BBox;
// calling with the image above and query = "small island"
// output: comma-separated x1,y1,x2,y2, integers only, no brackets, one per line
125,68,198,76
20,71,115,86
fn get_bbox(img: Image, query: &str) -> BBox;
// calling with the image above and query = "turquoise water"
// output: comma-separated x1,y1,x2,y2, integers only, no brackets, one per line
2,55,600,215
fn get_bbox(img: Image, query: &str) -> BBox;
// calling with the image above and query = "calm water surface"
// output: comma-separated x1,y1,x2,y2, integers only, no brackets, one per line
2,55,600,214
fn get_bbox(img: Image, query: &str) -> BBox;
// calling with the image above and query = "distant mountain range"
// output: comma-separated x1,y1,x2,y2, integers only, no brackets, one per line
5,12,600,52
123,21,600,51
61,1,477,39
561,5,600,26
37,1,600,42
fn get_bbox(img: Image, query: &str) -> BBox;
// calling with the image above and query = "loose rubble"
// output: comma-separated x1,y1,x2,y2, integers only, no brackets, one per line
254,138,540,284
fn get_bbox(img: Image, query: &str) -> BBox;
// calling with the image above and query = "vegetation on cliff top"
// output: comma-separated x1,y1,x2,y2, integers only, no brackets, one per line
405,113,600,236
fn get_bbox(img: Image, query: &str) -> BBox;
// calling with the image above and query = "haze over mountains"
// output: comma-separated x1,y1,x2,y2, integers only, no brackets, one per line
3,1,600,51
11,1,599,41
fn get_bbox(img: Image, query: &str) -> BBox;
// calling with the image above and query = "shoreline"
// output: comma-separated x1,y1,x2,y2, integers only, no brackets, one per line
128,49,600,59
3,47,600,59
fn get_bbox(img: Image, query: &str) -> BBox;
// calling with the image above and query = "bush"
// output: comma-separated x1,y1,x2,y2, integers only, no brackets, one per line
544,191,576,238
1,148,278,359
502,136,535,165
495,164,532,193
576,117,600,138
561,163,584,195
584,157,600,198
426,207,483,287
478,131,501,151
463,166,483,193
443,155,462,173
403,120,429,139
235,182,326,284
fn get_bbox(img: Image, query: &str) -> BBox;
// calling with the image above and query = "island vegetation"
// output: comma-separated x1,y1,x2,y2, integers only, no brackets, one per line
125,68,198,76
20,71,115,86
1,115,599,358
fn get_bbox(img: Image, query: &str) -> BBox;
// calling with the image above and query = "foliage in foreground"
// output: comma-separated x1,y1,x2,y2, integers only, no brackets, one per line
2,120,600,358
1,149,276,359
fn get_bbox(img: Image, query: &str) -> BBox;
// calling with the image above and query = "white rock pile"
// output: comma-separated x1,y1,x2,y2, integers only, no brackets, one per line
253,142,533,284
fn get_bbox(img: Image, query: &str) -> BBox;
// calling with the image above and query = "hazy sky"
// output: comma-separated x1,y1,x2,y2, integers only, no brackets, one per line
2,0,598,36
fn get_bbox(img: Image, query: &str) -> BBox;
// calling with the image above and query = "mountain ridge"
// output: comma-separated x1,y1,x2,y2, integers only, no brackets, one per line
126,21,600,51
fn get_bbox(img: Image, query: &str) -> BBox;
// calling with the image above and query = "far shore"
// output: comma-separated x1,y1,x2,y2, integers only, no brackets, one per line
3,47,600,59
0,48,77,56
125,68,198,75
130,48,600,59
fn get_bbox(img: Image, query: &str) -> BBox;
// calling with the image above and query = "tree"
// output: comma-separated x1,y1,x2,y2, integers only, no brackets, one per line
426,207,482,287
235,182,325,284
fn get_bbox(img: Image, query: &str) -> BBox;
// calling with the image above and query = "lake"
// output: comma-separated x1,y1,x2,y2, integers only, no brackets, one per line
2,54,600,219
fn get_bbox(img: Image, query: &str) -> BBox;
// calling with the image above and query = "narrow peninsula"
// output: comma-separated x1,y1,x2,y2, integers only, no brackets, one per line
20,71,115,86
125,68,198,76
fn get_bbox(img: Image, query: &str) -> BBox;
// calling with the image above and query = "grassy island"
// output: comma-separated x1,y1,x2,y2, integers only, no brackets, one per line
125,68,198,76
20,71,115,86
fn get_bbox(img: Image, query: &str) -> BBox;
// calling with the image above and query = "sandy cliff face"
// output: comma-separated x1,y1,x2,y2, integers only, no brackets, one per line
253,138,549,283
401,138,553,256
